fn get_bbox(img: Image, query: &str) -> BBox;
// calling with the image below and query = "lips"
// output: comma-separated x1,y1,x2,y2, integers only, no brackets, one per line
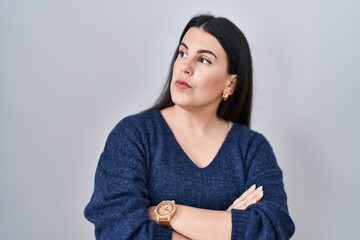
175,80,191,89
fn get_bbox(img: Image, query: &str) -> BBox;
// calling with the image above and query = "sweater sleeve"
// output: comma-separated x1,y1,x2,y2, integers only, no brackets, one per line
84,118,172,239
231,135,295,240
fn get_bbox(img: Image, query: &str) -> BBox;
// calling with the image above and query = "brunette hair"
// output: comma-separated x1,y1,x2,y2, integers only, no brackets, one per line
148,14,253,127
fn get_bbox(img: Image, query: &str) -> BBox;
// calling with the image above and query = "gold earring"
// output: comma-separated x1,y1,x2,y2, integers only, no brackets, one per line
222,91,229,101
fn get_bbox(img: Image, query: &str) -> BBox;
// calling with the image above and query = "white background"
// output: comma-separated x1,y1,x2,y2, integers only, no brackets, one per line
1,1,359,239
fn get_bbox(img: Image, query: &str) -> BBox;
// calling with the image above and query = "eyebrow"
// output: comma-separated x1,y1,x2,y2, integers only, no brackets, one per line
180,42,218,59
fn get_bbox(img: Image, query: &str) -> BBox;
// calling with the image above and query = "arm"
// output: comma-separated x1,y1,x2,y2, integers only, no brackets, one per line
84,119,172,239
172,231,192,240
148,186,264,240
149,205,231,239
149,135,295,240
171,205,232,240
230,135,295,239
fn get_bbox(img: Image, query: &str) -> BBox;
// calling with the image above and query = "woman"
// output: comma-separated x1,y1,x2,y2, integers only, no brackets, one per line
84,14,295,239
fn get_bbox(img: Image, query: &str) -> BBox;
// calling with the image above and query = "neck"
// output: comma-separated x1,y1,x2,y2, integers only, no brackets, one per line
170,105,226,133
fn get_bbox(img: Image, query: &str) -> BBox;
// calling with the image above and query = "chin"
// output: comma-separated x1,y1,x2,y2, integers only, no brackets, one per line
171,97,189,108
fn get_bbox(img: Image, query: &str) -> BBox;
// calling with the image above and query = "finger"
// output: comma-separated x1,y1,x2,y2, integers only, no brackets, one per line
231,187,264,210
254,188,264,202
233,185,262,206
248,189,264,205
228,185,263,211
232,184,256,205
246,186,263,204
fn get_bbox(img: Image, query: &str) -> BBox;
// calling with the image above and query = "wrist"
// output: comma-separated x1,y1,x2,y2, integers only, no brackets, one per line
154,200,177,228
170,204,183,229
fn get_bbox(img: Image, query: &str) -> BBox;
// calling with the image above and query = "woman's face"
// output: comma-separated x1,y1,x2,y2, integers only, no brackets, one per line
170,27,236,113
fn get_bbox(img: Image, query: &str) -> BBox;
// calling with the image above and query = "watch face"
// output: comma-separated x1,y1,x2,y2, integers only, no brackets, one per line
157,201,174,216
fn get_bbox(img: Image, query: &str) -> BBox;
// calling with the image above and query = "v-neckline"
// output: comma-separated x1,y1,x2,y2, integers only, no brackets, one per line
155,110,234,170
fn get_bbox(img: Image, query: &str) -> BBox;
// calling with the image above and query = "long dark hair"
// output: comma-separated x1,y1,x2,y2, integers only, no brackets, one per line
148,14,253,127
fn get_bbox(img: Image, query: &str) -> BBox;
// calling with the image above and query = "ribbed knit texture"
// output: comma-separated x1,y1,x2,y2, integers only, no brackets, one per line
84,110,295,239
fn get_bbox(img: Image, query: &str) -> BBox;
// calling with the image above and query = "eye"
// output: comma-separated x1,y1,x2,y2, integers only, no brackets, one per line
179,50,188,58
199,57,212,64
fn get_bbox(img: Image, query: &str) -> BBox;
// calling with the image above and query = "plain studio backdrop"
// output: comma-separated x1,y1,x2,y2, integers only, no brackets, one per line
1,1,359,239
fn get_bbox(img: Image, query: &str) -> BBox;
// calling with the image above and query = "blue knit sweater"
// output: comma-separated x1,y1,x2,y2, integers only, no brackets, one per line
84,110,295,239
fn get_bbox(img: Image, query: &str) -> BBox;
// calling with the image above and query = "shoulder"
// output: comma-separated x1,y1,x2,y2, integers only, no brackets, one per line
105,110,161,145
231,124,280,168
117,109,160,127
112,109,161,133
230,123,275,159
231,123,270,147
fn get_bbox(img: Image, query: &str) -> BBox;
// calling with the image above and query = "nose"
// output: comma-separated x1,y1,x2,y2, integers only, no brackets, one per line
180,59,193,75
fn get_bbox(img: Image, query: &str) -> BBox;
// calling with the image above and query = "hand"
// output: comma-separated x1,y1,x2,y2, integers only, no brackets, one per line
227,184,264,211
148,206,157,221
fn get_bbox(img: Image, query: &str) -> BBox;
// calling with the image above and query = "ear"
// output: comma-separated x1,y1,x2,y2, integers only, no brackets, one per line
225,75,237,95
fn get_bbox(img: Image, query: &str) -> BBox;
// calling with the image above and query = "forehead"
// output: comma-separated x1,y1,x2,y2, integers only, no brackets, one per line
181,27,226,57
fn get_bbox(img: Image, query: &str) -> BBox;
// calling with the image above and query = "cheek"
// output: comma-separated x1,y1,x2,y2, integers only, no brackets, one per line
200,72,228,91
194,79,224,100
172,58,181,72
170,62,178,83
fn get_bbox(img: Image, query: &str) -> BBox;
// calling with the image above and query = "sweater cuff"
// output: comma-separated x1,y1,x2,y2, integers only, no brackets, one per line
153,223,172,239
231,209,251,239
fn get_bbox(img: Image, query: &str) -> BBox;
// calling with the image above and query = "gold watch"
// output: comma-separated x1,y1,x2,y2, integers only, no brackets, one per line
154,200,176,228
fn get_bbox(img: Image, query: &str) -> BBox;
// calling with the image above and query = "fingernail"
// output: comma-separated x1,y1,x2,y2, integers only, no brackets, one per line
257,186,263,191
251,184,256,189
